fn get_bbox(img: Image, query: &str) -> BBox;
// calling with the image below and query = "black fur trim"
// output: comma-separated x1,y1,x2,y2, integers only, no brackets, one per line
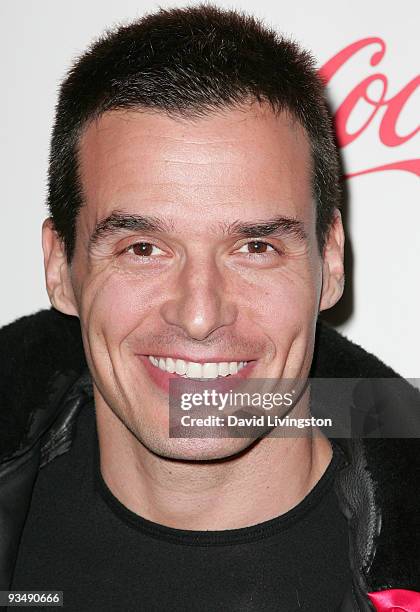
0,309,85,459
363,438,420,590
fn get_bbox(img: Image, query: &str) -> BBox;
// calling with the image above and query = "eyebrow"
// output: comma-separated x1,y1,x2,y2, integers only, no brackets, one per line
88,210,307,252
88,211,175,251
220,216,308,241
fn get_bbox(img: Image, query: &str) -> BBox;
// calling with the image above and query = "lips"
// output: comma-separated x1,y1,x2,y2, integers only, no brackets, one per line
138,354,256,393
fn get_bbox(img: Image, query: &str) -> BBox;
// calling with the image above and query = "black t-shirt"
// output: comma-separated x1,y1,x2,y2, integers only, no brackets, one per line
12,402,352,611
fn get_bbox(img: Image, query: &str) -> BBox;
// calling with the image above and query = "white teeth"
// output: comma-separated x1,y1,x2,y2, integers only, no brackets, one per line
147,356,248,379
175,359,187,375
218,362,230,377
202,363,219,378
166,357,175,373
229,362,238,375
186,362,202,378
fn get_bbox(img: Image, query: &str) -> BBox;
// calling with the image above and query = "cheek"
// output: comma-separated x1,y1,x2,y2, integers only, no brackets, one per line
263,280,319,377
237,258,322,371
263,288,317,361
239,260,321,331
77,272,163,351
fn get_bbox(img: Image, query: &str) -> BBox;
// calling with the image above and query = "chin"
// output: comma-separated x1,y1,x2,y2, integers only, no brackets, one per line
142,434,257,462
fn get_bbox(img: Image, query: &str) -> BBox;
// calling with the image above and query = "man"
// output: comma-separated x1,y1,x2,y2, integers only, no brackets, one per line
0,4,418,611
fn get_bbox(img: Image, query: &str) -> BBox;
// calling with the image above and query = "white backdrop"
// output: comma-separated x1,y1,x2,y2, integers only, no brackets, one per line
1,0,419,376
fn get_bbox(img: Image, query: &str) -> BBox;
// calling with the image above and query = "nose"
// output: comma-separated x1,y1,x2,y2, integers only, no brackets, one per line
160,257,238,341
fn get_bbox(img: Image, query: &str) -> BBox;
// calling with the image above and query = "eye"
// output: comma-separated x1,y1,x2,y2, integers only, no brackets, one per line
125,242,164,257
237,241,278,255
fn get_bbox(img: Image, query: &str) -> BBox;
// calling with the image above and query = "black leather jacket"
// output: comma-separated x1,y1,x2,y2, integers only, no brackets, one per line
0,309,419,611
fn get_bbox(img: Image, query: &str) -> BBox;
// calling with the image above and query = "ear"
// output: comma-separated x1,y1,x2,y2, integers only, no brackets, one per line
319,209,345,312
42,218,79,317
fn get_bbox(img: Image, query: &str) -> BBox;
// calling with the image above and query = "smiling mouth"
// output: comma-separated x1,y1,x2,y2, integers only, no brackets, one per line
148,355,249,380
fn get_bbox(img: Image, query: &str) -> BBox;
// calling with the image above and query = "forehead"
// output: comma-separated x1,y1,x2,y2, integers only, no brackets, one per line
77,103,313,229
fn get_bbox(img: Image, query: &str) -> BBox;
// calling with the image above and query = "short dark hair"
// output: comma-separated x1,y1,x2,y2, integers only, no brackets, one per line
48,3,341,261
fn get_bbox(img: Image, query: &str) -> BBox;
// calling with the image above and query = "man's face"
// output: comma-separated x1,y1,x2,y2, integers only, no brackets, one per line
44,103,344,460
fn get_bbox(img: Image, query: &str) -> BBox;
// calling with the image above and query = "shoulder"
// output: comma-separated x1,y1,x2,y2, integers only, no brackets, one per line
0,309,86,459
311,319,399,378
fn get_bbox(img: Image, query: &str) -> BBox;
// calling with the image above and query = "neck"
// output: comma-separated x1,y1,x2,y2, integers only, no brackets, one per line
95,399,332,531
